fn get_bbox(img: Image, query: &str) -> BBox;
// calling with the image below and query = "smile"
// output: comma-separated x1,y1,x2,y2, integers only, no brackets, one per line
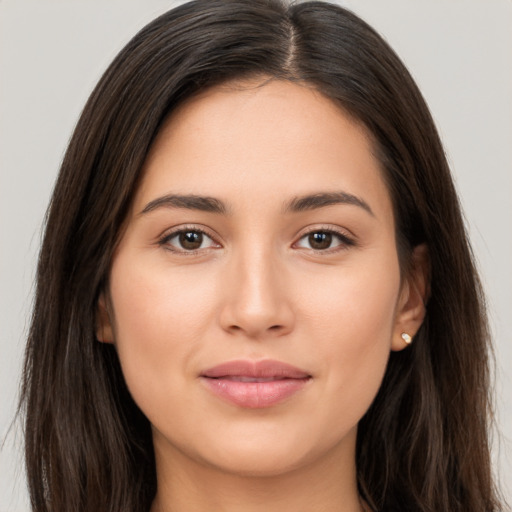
221,376,286,382
200,360,311,408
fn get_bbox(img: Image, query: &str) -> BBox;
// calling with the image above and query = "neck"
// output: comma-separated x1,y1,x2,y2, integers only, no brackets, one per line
150,428,363,512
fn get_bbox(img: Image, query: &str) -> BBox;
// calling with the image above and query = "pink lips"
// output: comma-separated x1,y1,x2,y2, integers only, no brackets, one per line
200,360,311,408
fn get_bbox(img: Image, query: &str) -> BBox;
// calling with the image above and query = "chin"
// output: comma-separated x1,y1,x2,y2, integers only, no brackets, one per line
202,447,311,478
189,425,352,479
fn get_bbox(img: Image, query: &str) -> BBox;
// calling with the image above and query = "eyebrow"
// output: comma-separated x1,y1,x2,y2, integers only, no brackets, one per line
140,194,228,215
284,191,374,216
140,190,373,217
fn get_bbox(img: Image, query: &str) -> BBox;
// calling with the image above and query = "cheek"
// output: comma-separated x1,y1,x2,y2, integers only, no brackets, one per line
301,256,399,338
297,254,400,408
107,252,218,410
110,251,217,339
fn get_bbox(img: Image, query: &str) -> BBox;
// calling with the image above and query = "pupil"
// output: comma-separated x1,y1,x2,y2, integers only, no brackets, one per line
309,232,332,250
179,231,202,250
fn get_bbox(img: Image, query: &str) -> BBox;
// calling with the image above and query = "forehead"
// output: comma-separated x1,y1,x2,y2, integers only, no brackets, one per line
136,79,393,220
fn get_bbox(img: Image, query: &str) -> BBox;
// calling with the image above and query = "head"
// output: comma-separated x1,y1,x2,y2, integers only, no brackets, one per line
22,1,497,511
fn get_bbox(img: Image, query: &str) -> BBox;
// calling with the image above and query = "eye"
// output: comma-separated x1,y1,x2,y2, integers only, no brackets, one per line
160,228,219,253
295,229,353,251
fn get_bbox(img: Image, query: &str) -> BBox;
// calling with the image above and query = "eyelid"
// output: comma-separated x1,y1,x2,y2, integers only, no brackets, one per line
157,224,222,254
293,224,356,252
156,223,356,255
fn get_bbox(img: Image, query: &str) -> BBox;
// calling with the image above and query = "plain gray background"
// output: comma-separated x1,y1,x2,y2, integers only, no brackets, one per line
1,1,511,510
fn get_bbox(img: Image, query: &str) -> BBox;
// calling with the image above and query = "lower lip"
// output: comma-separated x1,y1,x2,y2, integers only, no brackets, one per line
200,377,310,408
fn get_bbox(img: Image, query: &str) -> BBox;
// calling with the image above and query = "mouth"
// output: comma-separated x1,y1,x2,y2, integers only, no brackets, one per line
200,360,311,409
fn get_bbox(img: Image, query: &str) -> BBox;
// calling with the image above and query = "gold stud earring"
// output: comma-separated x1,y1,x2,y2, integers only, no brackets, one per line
401,332,412,344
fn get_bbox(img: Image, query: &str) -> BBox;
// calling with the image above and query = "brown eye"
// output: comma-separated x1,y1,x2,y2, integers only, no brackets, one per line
295,229,353,252
308,232,332,250
179,231,203,250
161,229,218,252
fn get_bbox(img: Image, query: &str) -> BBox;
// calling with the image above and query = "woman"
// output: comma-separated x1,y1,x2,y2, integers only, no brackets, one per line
19,0,504,511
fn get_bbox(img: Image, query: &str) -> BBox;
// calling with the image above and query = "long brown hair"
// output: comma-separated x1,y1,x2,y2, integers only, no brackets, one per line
20,1,503,510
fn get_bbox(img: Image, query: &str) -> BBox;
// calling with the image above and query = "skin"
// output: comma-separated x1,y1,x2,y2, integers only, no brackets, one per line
98,79,427,512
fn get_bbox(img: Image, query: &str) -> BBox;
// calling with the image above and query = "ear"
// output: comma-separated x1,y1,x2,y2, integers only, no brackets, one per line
96,292,114,343
391,244,430,351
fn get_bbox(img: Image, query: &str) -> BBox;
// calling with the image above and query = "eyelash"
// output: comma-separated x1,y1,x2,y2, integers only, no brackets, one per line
294,226,356,253
158,225,220,255
157,225,356,255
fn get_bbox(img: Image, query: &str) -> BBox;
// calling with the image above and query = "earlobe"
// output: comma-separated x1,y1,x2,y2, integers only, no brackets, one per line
96,293,114,343
391,244,430,351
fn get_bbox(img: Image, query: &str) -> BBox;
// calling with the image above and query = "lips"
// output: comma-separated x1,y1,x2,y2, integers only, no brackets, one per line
200,360,311,408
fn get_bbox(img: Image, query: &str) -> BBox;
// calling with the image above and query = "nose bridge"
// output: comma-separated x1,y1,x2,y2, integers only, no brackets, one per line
220,236,294,337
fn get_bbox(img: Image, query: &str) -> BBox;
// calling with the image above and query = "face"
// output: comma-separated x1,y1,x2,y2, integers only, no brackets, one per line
99,79,425,479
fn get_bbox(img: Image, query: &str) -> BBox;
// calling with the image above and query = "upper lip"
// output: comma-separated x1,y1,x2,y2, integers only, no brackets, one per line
201,359,311,379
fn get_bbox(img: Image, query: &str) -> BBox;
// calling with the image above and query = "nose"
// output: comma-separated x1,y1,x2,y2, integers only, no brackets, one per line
219,246,295,339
